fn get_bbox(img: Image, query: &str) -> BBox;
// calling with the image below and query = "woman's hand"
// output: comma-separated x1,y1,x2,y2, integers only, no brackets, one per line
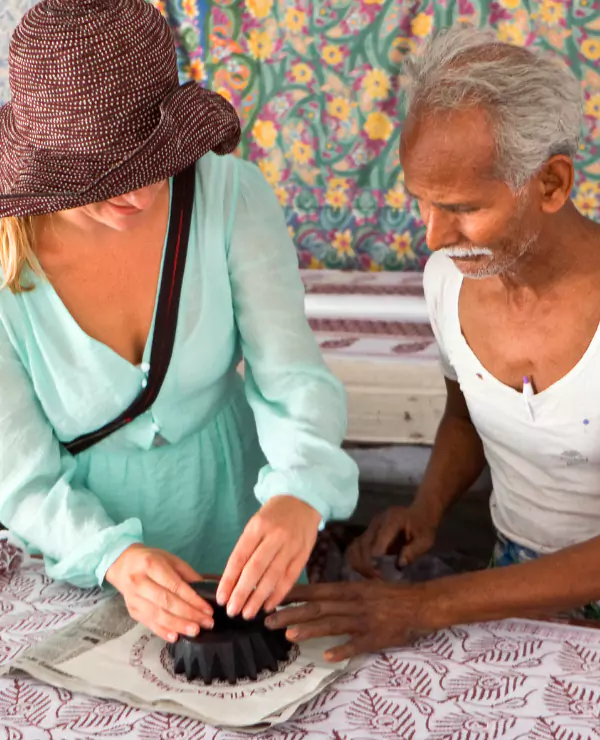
347,504,441,579
105,544,214,642
217,496,321,620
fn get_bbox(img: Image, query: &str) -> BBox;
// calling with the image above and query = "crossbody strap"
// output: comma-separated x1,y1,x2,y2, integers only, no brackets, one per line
64,164,196,456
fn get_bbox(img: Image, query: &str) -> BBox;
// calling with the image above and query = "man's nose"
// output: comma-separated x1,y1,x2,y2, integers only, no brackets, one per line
423,205,462,252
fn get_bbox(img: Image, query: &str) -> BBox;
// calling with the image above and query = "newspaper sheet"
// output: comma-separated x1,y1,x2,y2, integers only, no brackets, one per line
5,596,348,732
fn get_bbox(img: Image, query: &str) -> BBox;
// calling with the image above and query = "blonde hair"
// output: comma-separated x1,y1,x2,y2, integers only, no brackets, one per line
0,216,44,293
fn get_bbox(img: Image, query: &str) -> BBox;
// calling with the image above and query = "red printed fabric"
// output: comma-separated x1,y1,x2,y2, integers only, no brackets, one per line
1,534,600,738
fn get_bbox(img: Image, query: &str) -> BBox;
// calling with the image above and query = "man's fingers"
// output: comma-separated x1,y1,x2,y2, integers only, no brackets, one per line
400,532,434,566
324,635,374,663
348,520,382,578
286,616,360,643
226,539,282,617
348,537,379,579
281,583,350,606
266,598,350,630
217,525,263,607
325,628,412,662
371,515,408,558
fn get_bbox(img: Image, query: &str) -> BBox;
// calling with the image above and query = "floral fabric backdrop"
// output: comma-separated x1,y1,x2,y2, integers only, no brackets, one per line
154,0,600,270
2,0,599,270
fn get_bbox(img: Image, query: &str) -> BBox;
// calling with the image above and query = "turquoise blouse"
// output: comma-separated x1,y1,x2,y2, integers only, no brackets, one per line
0,153,359,588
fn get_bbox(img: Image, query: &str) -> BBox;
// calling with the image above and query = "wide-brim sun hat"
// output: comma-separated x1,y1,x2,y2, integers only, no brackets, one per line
0,0,242,218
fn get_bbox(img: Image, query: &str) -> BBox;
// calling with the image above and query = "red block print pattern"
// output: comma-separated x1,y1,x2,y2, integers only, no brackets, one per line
3,535,600,738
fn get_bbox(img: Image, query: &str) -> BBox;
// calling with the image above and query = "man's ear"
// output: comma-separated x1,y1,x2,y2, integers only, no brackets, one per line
536,155,574,215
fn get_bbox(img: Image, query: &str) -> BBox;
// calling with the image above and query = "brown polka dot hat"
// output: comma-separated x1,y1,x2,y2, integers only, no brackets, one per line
0,0,242,218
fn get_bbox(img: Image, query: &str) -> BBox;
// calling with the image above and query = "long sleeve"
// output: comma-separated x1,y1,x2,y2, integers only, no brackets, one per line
227,159,359,524
0,320,143,587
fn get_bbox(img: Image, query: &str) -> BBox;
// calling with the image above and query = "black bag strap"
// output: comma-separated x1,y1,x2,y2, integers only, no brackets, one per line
64,164,196,456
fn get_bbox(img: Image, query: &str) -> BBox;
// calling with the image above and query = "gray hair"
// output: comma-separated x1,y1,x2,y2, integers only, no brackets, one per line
403,26,584,189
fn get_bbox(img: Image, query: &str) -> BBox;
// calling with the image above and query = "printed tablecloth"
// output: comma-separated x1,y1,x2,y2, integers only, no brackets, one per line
2,532,600,739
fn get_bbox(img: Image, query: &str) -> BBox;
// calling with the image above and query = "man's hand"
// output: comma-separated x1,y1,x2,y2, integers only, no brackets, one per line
105,544,214,642
267,534,600,663
217,496,321,619
265,581,431,662
348,504,440,578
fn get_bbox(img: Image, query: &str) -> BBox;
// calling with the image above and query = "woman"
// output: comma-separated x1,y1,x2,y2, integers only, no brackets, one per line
0,0,358,643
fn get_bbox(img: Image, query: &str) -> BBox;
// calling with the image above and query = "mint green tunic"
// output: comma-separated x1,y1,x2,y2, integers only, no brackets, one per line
0,154,359,588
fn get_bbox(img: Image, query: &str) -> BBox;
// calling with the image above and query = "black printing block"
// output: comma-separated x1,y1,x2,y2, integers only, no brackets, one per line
168,581,292,685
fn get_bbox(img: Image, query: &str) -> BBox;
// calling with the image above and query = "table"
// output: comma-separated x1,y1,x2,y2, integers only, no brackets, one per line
2,533,600,739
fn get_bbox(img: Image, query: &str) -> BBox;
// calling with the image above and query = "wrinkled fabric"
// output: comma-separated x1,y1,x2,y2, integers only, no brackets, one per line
0,153,359,588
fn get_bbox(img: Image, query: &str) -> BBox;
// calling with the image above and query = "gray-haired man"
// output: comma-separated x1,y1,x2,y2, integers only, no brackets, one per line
267,27,600,662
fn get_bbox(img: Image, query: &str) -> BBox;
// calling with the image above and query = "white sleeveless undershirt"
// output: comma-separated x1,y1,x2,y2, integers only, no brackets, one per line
424,251,600,554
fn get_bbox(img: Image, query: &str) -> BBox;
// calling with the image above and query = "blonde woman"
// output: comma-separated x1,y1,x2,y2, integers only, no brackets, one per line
0,0,358,643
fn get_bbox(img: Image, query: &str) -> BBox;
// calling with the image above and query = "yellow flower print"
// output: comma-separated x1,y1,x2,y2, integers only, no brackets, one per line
500,0,521,8
182,0,197,17
291,141,312,164
411,13,433,38
392,37,416,56
328,97,351,121
252,119,278,149
326,190,349,209
332,229,354,256
364,111,394,141
288,225,296,240
497,21,526,46
258,159,280,185
573,192,598,217
586,93,600,119
274,187,289,206
581,39,600,62
153,0,167,16
385,189,406,210
184,59,205,82
580,180,600,196
363,68,391,100
323,45,344,66
292,63,313,84
216,87,233,104
308,256,324,269
328,177,349,191
248,30,274,60
285,7,307,33
540,0,565,24
391,231,415,257
364,0,383,4
246,0,273,20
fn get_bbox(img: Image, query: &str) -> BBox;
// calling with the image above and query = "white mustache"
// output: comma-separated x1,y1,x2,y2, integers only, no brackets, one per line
440,246,493,258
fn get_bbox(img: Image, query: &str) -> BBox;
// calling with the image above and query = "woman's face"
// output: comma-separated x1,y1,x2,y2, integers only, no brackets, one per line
57,180,169,232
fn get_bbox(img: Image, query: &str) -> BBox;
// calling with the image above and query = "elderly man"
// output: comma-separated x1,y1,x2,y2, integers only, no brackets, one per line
266,26,600,662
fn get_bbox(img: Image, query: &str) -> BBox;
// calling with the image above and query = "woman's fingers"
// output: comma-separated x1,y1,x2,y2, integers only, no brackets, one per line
227,538,283,617
146,558,213,618
135,575,214,630
217,523,263,608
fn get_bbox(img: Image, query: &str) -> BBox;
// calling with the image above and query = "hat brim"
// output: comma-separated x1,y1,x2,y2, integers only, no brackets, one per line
0,82,241,218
